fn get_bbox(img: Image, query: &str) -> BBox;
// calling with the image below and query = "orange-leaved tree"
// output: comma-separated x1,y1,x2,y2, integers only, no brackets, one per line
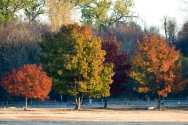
129,34,185,110
0,64,52,110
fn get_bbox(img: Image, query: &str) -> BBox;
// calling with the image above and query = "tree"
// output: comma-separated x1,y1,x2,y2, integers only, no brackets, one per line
38,24,114,110
46,0,75,32
179,0,188,12
79,0,135,29
173,55,188,97
0,64,52,110
146,25,161,37
176,21,188,57
178,55,188,78
46,0,135,29
129,34,185,110
0,22,45,80
0,0,19,24
102,37,131,108
0,0,46,24
0,21,49,102
18,0,46,22
163,16,178,46
93,22,144,55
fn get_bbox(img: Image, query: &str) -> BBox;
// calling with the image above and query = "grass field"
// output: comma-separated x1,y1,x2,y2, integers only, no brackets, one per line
0,105,188,125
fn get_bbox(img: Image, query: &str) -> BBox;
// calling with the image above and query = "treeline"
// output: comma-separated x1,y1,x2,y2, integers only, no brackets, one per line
0,0,188,110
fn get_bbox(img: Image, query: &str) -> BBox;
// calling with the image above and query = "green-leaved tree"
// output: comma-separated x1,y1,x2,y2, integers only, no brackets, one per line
80,0,135,29
38,24,114,110
0,0,18,24
0,0,45,24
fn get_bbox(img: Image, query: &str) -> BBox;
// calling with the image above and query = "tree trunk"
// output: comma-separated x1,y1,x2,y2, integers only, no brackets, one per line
164,18,168,43
158,95,161,111
104,97,108,108
75,94,81,110
24,97,28,111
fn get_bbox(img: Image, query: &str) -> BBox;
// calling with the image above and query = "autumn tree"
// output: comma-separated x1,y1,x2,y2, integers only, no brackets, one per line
0,64,52,110
0,21,49,102
46,0,75,32
129,34,185,110
102,37,130,108
38,24,114,110
45,0,136,31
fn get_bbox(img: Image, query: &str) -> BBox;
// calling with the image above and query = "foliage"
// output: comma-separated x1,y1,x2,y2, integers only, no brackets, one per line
174,55,188,97
102,37,131,94
46,0,75,32
38,24,114,109
178,55,188,78
79,0,135,29
0,22,49,102
129,34,185,97
18,0,46,22
0,64,52,100
46,0,135,29
0,0,45,24
0,0,18,24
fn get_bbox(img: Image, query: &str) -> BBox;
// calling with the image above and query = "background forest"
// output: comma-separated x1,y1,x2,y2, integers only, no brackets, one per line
0,0,188,106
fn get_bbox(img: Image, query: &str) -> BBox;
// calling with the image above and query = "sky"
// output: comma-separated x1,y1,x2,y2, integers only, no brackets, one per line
133,0,187,30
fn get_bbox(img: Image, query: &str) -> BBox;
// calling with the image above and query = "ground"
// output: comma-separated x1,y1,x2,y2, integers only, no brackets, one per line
0,106,188,125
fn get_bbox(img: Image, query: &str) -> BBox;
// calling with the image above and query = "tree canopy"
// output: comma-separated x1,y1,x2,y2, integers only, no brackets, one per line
0,0,18,24
38,23,114,110
46,0,75,32
129,34,185,110
102,37,130,94
0,64,52,110
79,0,135,29
0,0,46,24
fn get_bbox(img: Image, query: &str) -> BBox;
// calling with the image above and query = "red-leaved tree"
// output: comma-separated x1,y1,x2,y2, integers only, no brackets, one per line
0,64,52,110
102,37,131,108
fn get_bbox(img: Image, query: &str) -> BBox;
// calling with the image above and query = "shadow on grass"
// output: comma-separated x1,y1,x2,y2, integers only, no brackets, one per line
80,106,188,111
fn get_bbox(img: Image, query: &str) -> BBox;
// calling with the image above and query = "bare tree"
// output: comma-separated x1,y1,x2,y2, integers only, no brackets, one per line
93,21,144,55
167,18,178,45
163,16,168,41
162,16,178,46
179,0,188,12
0,22,48,78
176,21,188,56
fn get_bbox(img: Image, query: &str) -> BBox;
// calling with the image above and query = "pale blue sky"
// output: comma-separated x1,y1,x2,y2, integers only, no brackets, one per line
133,0,187,29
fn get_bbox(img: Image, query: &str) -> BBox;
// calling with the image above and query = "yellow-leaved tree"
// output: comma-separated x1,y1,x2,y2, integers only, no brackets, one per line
129,34,186,110
46,0,75,32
